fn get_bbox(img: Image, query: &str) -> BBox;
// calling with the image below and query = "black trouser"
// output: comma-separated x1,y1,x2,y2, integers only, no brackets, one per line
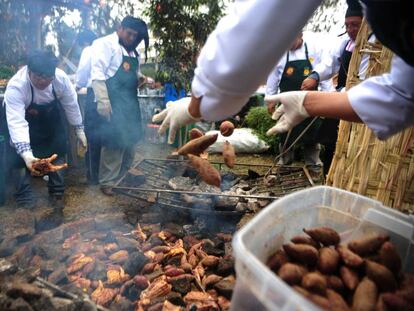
318,118,340,175
0,137,5,206
84,88,101,184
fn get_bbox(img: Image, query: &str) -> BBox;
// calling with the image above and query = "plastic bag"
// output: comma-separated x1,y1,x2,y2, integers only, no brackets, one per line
207,129,269,153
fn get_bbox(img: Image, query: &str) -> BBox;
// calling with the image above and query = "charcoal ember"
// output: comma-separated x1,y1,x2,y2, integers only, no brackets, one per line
123,251,149,276
124,167,146,186
141,213,163,224
88,260,107,281
165,256,182,267
168,177,195,191
181,194,212,207
216,258,235,276
235,202,249,212
247,200,260,212
5,282,42,300
169,274,195,294
95,214,126,231
197,182,221,194
116,237,140,252
103,232,118,243
164,223,185,239
8,297,34,311
47,265,68,285
264,175,277,187
214,275,235,299
247,169,261,179
203,242,224,257
0,259,17,276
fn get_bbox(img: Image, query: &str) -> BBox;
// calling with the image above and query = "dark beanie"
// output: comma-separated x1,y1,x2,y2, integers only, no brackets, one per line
345,0,363,18
121,16,149,62
27,50,59,77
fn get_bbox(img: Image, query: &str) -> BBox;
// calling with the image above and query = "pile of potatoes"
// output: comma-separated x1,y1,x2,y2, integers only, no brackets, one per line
266,226,414,311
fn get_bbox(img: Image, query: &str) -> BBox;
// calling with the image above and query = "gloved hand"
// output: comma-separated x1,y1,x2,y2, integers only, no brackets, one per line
75,128,88,149
152,97,201,144
92,80,112,121
265,91,309,136
21,151,40,176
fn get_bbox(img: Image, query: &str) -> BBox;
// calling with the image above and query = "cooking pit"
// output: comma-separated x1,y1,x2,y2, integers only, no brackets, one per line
2,158,315,310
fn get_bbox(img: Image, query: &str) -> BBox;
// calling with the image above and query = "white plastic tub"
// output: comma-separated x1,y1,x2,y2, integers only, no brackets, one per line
231,186,414,311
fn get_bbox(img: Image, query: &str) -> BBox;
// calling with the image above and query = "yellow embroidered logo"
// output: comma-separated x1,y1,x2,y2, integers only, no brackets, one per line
304,68,310,76
309,57,314,63
286,67,294,76
122,61,130,71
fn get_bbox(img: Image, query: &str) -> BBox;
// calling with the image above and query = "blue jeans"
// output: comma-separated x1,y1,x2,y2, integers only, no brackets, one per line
14,156,65,205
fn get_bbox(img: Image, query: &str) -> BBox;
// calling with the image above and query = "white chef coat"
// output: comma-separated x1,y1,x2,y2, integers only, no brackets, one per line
265,40,333,95
76,45,93,89
4,66,83,149
349,55,414,140
90,32,140,81
191,0,322,121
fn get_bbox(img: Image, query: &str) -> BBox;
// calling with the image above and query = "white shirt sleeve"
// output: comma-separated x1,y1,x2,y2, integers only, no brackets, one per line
4,83,30,144
76,46,92,88
348,56,414,140
54,69,83,127
313,36,347,82
191,0,322,121
265,56,286,96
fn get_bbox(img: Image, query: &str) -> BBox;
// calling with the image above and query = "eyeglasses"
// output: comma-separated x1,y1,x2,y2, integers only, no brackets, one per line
30,72,55,83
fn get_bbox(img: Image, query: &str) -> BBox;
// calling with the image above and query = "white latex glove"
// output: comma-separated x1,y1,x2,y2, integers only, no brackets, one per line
264,91,310,136
21,151,40,175
75,128,88,149
152,97,200,144
92,80,112,121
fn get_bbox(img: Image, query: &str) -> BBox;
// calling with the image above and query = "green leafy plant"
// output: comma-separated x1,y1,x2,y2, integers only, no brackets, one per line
245,106,279,153
0,65,16,80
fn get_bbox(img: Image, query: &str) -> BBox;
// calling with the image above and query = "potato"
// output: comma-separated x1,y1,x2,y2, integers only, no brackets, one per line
340,266,359,291
336,245,364,268
301,272,327,295
318,247,340,274
291,235,320,249
352,277,378,311
222,141,236,168
278,263,307,285
326,289,350,311
177,134,218,156
283,243,319,266
348,234,389,256
379,241,401,275
189,128,204,140
219,121,235,137
326,275,345,293
303,227,340,246
365,260,397,292
187,155,221,187
267,249,289,272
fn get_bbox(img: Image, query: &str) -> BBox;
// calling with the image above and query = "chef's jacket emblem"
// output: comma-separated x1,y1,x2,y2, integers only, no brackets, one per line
122,61,131,71
286,67,294,76
303,68,310,76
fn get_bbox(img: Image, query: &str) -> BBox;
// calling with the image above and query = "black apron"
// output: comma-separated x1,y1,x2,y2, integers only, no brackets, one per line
317,42,353,145
279,43,321,145
101,52,143,148
25,85,68,159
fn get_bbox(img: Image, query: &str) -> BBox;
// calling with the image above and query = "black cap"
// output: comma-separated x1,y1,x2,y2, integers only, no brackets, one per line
27,50,58,77
121,16,149,62
345,0,363,18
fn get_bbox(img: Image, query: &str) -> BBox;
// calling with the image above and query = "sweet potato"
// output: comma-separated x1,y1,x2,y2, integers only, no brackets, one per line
267,249,289,272
283,243,319,266
177,134,218,156
291,235,320,249
318,247,340,274
340,266,359,291
222,141,235,168
326,275,345,293
308,294,331,309
381,293,414,311
31,153,68,175
352,277,378,311
278,263,307,285
365,260,397,292
348,234,389,256
219,121,235,137
303,227,340,246
187,154,221,187
336,245,364,268
189,128,204,140
292,285,310,297
301,272,327,295
379,241,402,275
326,289,350,311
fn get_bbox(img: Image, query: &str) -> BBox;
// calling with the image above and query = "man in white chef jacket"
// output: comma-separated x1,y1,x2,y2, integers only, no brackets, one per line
91,16,152,196
265,31,334,168
75,30,101,185
4,50,87,209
